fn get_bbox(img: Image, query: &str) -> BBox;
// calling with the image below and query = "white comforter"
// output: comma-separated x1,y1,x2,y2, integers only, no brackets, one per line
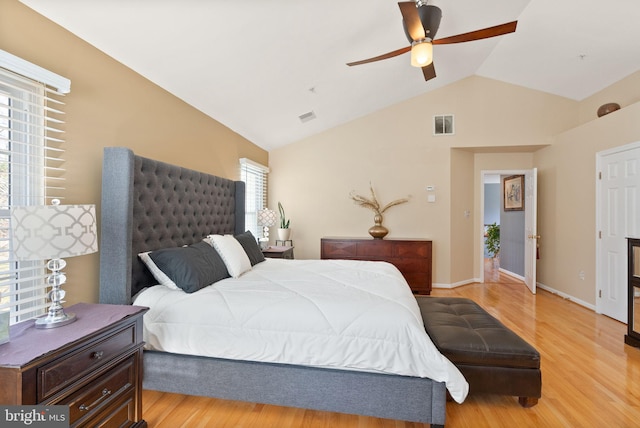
134,258,469,402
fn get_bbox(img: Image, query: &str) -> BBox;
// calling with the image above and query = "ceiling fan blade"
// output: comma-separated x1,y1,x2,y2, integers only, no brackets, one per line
433,21,517,45
398,1,425,41
422,62,436,81
346,46,411,66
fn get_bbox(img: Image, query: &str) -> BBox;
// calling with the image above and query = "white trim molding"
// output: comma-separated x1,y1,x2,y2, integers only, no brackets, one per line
0,49,70,93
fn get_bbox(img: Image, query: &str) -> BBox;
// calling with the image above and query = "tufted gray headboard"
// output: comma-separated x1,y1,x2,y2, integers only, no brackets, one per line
99,147,245,304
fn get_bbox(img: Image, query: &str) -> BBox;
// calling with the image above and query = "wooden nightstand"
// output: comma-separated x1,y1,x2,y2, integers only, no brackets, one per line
262,245,295,259
0,303,148,427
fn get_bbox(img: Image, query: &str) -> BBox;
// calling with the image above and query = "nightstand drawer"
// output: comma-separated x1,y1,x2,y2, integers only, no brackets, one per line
89,389,137,428
63,354,136,426
38,323,137,401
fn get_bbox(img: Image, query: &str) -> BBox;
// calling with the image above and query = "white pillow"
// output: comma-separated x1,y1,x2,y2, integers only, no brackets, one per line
207,234,252,278
138,251,180,290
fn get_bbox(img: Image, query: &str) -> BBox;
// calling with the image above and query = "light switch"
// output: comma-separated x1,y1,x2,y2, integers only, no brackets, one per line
427,194,436,203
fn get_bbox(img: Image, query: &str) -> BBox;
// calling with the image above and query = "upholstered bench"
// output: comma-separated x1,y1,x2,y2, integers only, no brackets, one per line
416,296,541,407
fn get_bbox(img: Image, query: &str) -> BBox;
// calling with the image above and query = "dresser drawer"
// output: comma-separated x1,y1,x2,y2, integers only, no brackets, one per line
392,257,430,273
402,272,430,288
38,323,137,401
62,354,136,426
321,238,432,294
356,241,392,257
321,240,357,258
392,241,431,258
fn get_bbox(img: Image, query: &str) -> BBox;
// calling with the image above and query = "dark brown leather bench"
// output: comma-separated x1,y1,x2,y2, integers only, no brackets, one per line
416,296,541,407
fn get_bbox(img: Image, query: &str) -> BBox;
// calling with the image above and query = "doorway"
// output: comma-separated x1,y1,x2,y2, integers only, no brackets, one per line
480,169,537,292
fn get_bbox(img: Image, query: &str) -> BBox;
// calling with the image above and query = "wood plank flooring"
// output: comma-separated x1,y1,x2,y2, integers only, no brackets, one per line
142,262,640,427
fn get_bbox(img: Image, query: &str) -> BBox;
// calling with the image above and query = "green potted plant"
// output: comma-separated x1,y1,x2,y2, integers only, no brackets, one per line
277,202,291,241
485,223,500,262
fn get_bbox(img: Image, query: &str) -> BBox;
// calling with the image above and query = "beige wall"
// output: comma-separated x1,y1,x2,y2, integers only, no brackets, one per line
449,149,474,285
0,1,268,305
577,70,640,125
535,100,640,305
270,76,578,285
5,0,639,307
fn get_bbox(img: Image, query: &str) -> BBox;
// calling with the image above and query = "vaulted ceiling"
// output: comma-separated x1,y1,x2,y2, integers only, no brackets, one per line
19,0,640,150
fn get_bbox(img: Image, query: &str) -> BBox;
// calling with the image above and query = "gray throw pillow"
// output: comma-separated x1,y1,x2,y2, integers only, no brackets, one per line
235,231,266,266
148,241,230,293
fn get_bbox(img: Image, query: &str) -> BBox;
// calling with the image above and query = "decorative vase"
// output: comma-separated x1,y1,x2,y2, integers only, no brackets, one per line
277,228,291,241
597,103,620,117
368,214,388,239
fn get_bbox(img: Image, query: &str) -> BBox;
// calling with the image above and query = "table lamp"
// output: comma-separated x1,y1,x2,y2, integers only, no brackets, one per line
257,208,277,249
10,200,98,328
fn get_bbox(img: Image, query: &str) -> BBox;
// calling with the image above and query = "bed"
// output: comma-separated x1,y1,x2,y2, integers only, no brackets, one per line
98,147,467,426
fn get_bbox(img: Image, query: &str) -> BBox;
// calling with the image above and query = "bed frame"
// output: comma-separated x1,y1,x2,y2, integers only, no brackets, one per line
98,147,447,426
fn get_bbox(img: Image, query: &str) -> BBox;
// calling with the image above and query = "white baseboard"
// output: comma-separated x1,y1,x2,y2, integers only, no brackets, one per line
498,268,524,282
433,278,479,289
536,282,595,311
432,277,595,313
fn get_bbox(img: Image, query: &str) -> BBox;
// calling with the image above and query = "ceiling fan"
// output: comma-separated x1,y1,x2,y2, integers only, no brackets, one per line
347,1,518,81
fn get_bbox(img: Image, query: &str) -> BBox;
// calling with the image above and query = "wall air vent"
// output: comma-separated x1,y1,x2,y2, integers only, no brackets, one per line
433,114,454,136
298,111,316,123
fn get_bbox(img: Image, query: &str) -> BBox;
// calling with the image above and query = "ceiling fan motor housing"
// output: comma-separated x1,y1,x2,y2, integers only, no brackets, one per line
403,5,442,42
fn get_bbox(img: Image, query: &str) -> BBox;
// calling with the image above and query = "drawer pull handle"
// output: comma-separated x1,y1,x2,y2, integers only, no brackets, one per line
79,388,111,412
91,350,104,360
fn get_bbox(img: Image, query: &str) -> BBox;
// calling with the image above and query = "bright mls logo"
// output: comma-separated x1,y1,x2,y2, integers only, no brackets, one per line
1,406,68,427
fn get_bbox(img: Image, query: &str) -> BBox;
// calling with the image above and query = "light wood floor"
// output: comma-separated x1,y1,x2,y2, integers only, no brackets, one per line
142,262,640,427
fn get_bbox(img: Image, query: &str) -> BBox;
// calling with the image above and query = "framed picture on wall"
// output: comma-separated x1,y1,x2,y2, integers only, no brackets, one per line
504,175,524,211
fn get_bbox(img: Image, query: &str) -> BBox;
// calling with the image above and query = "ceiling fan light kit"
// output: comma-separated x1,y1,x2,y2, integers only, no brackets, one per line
410,40,433,67
347,1,518,82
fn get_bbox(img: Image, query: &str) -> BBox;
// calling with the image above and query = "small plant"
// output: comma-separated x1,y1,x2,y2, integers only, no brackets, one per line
278,202,290,229
485,223,500,258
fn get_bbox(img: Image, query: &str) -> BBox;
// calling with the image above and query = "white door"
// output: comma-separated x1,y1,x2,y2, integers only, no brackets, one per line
597,144,640,322
524,169,538,294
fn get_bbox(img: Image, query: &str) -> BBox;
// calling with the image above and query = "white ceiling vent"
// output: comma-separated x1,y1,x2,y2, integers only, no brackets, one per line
433,114,454,135
298,111,316,123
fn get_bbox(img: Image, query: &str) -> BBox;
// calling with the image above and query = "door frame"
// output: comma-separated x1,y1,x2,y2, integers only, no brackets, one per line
480,169,531,284
595,140,640,319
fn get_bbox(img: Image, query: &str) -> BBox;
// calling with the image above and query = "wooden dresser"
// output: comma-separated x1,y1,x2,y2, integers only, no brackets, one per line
321,237,432,294
0,303,148,427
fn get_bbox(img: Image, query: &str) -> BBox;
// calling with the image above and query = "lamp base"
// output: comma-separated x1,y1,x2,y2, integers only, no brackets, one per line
35,311,76,329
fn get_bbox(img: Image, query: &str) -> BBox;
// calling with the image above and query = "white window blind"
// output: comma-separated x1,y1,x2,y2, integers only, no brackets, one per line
0,54,69,324
239,158,269,240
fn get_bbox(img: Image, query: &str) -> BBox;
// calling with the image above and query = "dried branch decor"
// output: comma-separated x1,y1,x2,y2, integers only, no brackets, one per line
349,183,410,216
350,183,410,239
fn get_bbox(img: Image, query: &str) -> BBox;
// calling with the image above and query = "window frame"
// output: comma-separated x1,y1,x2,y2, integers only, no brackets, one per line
239,158,269,241
0,50,69,324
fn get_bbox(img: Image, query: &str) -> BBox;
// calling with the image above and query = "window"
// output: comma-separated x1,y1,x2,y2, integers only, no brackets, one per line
239,158,269,240
433,114,454,135
0,50,70,324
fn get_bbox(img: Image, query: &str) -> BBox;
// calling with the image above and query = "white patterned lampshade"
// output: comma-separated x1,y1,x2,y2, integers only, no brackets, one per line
257,209,277,227
11,203,98,260
257,209,277,248
10,202,98,328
